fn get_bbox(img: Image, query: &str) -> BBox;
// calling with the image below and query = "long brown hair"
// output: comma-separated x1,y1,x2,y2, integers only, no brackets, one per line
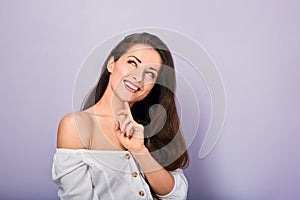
81,32,189,171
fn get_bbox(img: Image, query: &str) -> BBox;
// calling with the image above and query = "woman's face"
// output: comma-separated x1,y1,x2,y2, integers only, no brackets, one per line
108,44,162,103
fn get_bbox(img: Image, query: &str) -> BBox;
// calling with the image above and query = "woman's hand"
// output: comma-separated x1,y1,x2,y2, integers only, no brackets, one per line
114,102,147,153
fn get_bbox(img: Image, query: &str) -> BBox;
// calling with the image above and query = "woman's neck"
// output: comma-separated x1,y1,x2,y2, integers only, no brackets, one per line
94,85,125,118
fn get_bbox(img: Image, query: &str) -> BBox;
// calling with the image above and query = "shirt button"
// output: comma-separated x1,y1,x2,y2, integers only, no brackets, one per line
125,153,130,159
139,190,145,196
132,171,138,177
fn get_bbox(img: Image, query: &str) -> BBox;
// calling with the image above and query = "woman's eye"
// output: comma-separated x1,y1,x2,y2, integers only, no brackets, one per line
128,60,137,67
145,71,155,78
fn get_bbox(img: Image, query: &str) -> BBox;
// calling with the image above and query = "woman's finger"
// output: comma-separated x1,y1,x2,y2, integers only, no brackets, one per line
115,113,125,129
117,109,129,116
124,101,130,111
133,124,144,138
125,122,134,137
117,102,133,117
120,116,132,133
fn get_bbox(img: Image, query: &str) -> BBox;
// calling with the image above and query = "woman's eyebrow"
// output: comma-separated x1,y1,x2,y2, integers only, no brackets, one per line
128,56,141,63
149,67,159,72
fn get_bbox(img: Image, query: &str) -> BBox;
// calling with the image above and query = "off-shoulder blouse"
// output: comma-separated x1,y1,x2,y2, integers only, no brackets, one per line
52,148,188,200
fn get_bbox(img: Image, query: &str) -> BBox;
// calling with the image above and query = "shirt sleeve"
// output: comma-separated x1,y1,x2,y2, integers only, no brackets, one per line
157,169,188,200
51,149,95,200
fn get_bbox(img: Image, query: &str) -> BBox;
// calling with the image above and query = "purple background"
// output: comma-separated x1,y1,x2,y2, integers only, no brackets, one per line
1,1,299,199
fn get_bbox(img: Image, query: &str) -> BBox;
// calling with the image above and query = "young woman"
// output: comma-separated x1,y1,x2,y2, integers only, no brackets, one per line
52,32,189,199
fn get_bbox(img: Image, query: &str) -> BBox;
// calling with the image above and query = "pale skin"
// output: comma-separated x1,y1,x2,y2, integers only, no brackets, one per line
57,44,175,195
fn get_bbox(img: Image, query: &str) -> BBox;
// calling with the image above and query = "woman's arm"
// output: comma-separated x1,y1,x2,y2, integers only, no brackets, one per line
131,147,175,195
52,113,94,199
115,102,188,198
52,150,94,200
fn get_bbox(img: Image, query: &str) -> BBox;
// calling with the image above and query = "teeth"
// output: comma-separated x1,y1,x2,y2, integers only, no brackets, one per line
125,81,139,91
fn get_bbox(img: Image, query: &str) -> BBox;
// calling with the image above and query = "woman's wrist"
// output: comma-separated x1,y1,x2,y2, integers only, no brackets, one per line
130,146,164,173
129,145,149,154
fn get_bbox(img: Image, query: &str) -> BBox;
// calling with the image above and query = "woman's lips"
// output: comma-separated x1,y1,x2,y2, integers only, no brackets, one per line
123,80,141,93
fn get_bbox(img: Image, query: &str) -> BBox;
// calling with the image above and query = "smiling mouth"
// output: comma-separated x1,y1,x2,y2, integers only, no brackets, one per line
123,80,141,93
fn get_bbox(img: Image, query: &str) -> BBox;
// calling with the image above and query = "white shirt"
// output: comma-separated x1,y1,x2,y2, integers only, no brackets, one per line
52,148,188,200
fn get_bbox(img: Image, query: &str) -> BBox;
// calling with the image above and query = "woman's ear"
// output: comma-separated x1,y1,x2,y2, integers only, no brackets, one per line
107,56,115,73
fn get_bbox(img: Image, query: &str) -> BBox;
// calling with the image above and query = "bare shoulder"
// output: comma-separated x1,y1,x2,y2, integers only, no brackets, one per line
56,111,95,149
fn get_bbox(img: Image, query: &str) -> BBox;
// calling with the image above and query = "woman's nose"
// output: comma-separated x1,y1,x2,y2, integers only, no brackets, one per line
132,67,144,83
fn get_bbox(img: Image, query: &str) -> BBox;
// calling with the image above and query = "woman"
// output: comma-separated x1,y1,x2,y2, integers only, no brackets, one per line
52,32,189,199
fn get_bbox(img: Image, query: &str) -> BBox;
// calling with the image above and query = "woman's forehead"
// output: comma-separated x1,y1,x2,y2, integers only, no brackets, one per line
124,44,162,65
